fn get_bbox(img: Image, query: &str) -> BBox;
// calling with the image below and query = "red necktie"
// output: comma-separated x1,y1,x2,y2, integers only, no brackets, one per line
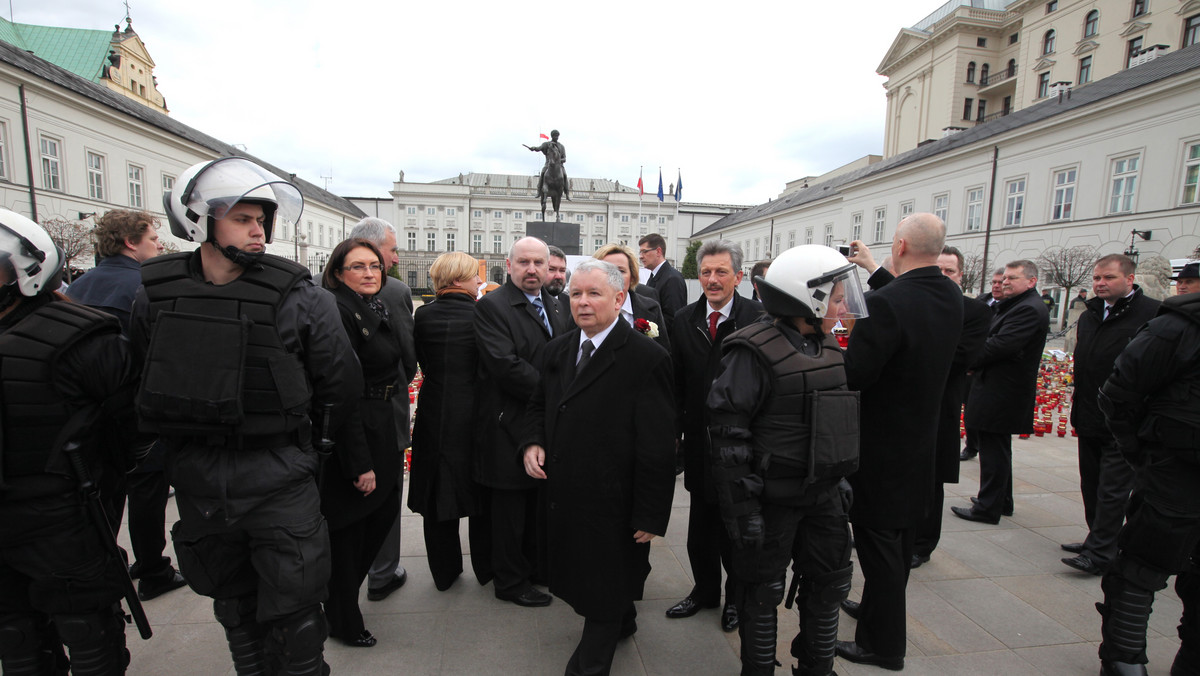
708,311,720,341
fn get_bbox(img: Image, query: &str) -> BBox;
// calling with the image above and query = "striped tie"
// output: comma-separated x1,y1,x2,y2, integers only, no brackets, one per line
532,297,552,335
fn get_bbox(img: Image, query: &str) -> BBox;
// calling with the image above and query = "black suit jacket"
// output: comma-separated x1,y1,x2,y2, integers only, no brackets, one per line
473,279,567,489
377,279,418,447
629,289,670,352
523,319,675,621
1070,288,1159,436
648,261,687,334
845,266,963,529
669,293,763,501
965,287,1050,433
937,296,991,483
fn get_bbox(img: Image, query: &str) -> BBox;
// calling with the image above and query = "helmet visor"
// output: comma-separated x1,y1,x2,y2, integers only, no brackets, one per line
186,158,304,225
812,263,869,320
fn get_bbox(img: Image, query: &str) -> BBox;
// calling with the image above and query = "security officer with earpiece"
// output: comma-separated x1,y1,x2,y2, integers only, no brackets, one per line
0,208,143,674
131,157,361,676
707,245,866,676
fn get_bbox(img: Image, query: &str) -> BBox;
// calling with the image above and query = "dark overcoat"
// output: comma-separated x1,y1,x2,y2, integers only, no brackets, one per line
936,296,991,484
320,285,403,531
630,288,671,352
522,318,675,621
964,287,1050,434
473,279,567,490
669,293,763,502
408,291,481,520
647,260,687,333
845,266,962,529
1070,288,1159,436
375,279,418,448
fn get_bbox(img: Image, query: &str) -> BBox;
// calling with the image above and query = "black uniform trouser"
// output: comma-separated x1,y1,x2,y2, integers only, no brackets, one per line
687,494,737,607
914,481,946,558
126,469,173,578
490,487,541,596
852,524,915,659
976,431,1014,519
423,513,493,591
1077,435,1135,566
1099,450,1200,665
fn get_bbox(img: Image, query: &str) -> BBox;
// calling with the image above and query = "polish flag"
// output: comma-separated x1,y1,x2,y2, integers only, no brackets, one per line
539,133,550,140
637,168,644,195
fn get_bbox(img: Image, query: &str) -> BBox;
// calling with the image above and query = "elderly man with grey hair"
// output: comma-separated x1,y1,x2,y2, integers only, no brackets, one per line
345,216,418,601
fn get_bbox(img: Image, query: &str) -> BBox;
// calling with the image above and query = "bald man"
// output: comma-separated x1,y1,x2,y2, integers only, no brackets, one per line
836,214,964,670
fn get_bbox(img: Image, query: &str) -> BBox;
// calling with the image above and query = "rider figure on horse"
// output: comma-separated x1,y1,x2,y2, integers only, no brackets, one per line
529,130,570,200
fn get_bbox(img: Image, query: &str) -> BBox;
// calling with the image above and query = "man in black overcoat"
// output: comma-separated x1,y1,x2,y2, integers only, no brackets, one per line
522,259,675,676
1059,254,1159,576
836,214,962,671
666,240,762,632
961,269,1005,461
474,236,567,607
953,260,1050,524
639,233,687,333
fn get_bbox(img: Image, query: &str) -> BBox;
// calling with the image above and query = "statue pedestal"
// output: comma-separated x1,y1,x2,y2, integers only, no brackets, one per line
525,221,581,255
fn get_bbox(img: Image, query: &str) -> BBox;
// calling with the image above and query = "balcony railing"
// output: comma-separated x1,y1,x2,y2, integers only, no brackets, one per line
980,109,1012,123
980,66,1017,87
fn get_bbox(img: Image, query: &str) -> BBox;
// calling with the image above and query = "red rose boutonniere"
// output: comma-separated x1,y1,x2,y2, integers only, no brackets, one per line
634,318,659,338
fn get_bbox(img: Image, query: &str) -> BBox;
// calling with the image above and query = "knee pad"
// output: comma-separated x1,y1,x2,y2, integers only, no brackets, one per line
0,615,45,657
214,596,258,630
269,606,327,662
53,607,128,676
804,564,854,608
1109,558,1171,596
748,576,786,609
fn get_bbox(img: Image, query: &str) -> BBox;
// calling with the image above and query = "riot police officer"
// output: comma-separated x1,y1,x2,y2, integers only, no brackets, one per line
131,158,361,675
707,245,867,676
0,208,142,674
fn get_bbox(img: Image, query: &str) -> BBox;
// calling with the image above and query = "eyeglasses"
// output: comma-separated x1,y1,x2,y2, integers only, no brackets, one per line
343,263,383,274
637,248,654,255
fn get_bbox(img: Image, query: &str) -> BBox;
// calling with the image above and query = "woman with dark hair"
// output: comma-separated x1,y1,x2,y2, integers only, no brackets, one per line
319,238,403,648
409,252,492,590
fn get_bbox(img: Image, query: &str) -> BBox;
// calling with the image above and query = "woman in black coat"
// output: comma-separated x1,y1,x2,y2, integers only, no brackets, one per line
409,252,492,591
319,239,403,648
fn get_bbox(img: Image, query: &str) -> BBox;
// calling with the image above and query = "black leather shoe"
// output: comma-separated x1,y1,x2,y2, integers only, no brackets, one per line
1060,542,1085,554
840,599,861,620
971,496,1013,516
950,505,1001,525
137,569,187,601
1099,660,1148,675
911,553,931,569
835,640,903,671
496,586,552,607
720,603,739,632
367,570,407,602
665,595,717,619
959,448,978,461
1061,554,1105,576
341,630,377,648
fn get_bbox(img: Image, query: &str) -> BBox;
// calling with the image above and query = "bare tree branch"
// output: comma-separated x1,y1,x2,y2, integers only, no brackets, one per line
1036,245,1098,330
961,252,984,295
40,217,94,284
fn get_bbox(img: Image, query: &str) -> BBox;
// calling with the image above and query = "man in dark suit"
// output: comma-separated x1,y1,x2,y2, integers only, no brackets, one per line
347,217,420,602
474,236,566,607
835,213,963,671
639,233,687,333
953,259,1050,525
595,243,670,352
522,259,675,676
911,246,990,569
666,240,763,633
961,269,1005,461
1060,254,1159,576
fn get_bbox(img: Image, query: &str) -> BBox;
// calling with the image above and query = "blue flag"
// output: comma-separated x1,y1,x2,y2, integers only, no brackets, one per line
657,170,664,202
675,171,682,202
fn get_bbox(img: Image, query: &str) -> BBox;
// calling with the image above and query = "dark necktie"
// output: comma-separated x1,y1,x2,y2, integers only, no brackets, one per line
708,311,720,341
575,339,595,378
532,297,552,335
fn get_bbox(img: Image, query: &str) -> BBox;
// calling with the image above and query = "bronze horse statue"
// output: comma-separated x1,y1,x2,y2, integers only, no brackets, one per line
524,130,570,221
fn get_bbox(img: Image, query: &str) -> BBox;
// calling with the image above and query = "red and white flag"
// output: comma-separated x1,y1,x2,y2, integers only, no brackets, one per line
637,168,644,195
539,132,550,140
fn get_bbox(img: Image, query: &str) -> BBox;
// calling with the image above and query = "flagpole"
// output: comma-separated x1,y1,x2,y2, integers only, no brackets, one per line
638,165,643,231
656,166,662,231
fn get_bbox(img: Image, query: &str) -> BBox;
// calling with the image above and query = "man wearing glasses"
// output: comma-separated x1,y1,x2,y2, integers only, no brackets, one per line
638,233,686,334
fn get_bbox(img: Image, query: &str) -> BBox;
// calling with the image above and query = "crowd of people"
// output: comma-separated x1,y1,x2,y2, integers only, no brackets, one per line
0,154,1197,676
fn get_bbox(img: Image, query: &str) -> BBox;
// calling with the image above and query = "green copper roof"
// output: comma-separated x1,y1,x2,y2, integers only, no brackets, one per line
0,17,112,83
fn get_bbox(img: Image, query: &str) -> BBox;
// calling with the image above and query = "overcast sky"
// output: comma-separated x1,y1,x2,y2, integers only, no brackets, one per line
16,0,923,206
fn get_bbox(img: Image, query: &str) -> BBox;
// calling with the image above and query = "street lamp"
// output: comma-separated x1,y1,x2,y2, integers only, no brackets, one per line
1124,229,1152,263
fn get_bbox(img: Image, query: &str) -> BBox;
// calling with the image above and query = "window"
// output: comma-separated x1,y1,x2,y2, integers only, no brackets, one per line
788,231,795,248
127,164,144,208
620,215,629,223
427,232,437,252
318,224,325,247
873,208,886,242
595,215,604,222
1084,10,1099,37
407,232,416,250
594,238,603,250
966,188,985,231
980,63,990,83
775,233,782,254
804,227,813,245
1079,56,1093,84
446,233,456,252
823,224,833,247
447,207,456,216
1110,156,1140,213
1182,142,1200,204
493,235,503,254
659,216,667,224
407,206,417,215
1052,168,1077,220
86,152,105,200
1009,32,1019,44
514,211,523,219
0,122,7,178
1007,59,1017,78
934,194,949,223
638,215,646,224
1186,14,1200,47
1127,37,1143,68
966,62,976,83
577,214,585,222
472,233,482,253
1037,72,1051,98
963,98,974,120
754,239,761,259
1004,179,1026,227
408,271,417,287
162,173,174,194
976,37,987,47
1046,0,1057,12
1043,30,1056,55
493,211,503,219
427,207,436,215
39,136,61,191
851,213,862,241
900,201,914,218
1131,0,1147,18
473,210,482,218
977,99,987,122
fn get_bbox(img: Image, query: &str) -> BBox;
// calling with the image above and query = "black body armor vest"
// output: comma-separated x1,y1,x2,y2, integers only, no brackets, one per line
0,300,120,481
137,252,313,439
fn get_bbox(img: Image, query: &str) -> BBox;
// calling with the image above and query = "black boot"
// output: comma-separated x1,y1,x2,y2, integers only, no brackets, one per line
214,596,269,675
793,565,853,676
1097,575,1155,673
54,606,128,676
1171,644,1200,676
740,578,785,676
0,615,58,676
268,607,329,676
